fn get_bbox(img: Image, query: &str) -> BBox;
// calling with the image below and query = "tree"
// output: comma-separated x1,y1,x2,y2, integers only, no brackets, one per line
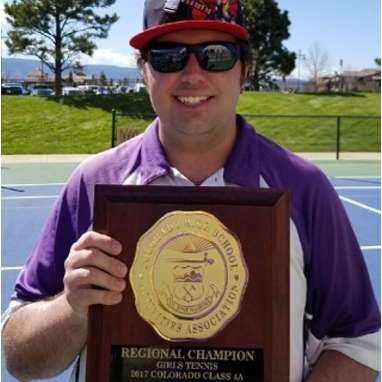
375,58,381,67
99,71,107,86
304,42,330,92
72,60,85,76
242,0,296,90
68,70,74,84
5,0,118,95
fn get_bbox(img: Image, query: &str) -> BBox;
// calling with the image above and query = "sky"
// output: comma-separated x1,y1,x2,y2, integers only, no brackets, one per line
1,0,381,79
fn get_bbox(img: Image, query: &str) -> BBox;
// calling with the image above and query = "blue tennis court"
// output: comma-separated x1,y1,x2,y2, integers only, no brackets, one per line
1,172,381,381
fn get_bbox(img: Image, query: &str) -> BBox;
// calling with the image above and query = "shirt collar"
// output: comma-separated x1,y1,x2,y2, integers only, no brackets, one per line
139,115,259,187
223,115,260,187
139,118,171,184
168,167,227,186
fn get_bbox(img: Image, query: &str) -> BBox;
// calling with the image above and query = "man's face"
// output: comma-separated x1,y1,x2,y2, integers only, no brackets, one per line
143,29,242,147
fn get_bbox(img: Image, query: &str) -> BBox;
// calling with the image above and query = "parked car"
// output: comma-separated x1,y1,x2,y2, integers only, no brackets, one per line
95,86,110,95
2,86,23,95
115,85,134,94
78,85,100,95
62,87,81,96
2,83,28,95
134,83,146,93
30,85,54,96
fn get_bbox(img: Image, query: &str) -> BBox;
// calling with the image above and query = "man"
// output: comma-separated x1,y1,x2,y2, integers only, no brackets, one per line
2,1,380,381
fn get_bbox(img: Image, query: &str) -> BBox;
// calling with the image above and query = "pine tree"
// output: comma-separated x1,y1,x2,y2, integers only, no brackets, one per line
242,0,296,90
5,0,118,95
99,71,108,86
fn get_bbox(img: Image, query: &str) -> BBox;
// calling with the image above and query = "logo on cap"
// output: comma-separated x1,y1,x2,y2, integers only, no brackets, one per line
164,0,182,13
130,0,248,49
164,0,239,22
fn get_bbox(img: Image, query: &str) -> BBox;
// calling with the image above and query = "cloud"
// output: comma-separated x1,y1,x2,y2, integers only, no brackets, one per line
0,3,7,27
1,42,138,69
1,38,8,56
80,48,137,68
289,67,311,81
1,3,9,56
1,39,36,60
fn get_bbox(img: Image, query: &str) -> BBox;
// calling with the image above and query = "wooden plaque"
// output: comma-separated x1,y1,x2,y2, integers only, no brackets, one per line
86,185,289,382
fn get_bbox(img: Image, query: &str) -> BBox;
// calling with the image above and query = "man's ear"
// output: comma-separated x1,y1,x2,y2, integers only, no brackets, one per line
240,64,250,92
136,51,149,86
240,58,256,92
140,64,149,87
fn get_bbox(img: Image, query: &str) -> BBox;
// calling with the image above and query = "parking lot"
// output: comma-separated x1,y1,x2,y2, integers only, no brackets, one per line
1,82,145,96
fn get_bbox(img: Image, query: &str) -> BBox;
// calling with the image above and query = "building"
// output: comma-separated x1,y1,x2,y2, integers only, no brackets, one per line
304,68,381,93
25,68,54,85
341,69,381,93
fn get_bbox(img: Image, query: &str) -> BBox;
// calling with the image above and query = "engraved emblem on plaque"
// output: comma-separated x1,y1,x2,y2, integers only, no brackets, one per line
130,211,248,341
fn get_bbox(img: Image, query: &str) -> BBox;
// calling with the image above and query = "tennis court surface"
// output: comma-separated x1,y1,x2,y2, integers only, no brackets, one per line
1,158,381,382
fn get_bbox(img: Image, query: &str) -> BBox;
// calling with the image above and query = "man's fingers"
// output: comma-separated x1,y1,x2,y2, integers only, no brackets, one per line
73,289,123,307
71,231,122,255
66,248,127,278
63,231,126,314
86,289,123,306
65,267,126,292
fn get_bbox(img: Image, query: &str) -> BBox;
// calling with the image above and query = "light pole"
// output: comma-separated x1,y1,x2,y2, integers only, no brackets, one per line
297,50,305,91
40,59,45,82
339,59,344,93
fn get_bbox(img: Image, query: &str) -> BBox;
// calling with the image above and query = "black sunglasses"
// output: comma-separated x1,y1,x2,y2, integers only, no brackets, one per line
143,41,241,73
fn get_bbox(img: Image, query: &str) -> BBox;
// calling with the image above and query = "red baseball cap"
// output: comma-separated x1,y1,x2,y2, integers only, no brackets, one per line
130,0,249,50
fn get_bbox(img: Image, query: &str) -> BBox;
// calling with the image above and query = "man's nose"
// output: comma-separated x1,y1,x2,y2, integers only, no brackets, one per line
181,53,204,78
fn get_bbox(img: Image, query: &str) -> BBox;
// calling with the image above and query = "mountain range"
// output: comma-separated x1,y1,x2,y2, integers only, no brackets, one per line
1,57,140,82
2,57,306,89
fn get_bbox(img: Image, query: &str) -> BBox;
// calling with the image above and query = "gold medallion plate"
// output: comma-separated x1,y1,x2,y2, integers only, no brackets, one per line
130,210,248,341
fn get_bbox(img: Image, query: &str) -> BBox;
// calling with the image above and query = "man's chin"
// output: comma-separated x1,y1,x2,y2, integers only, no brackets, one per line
173,121,215,137
159,115,224,141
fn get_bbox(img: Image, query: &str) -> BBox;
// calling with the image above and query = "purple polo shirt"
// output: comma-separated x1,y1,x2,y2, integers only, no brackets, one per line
10,115,380,379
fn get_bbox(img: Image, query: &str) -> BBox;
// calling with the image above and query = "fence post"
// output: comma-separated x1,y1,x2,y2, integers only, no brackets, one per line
336,116,341,160
111,109,116,148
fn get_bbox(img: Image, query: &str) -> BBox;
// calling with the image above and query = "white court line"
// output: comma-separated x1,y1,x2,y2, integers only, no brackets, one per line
2,195,59,200
339,195,381,214
2,266,23,271
2,183,65,187
361,246,381,251
334,186,380,190
333,176,381,179
3,206,52,210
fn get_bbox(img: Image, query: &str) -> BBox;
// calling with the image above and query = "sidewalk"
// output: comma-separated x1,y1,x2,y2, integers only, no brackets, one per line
2,154,92,163
298,152,381,160
2,152,381,164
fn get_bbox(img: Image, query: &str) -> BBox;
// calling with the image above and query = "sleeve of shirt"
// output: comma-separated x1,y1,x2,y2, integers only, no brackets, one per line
11,165,93,303
304,170,380,371
8,137,142,304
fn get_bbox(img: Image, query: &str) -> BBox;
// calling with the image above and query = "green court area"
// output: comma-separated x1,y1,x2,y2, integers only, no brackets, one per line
314,160,380,176
2,162,79,184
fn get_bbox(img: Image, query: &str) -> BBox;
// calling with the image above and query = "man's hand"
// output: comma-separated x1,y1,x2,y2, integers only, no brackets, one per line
3,231,127,381
63,231,127,318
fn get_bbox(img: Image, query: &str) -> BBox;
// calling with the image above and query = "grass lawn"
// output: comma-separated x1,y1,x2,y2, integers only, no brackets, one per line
2,92,380,154
238,92,380,152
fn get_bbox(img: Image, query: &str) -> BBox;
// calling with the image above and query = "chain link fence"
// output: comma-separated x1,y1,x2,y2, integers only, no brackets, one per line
111,110,380,160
